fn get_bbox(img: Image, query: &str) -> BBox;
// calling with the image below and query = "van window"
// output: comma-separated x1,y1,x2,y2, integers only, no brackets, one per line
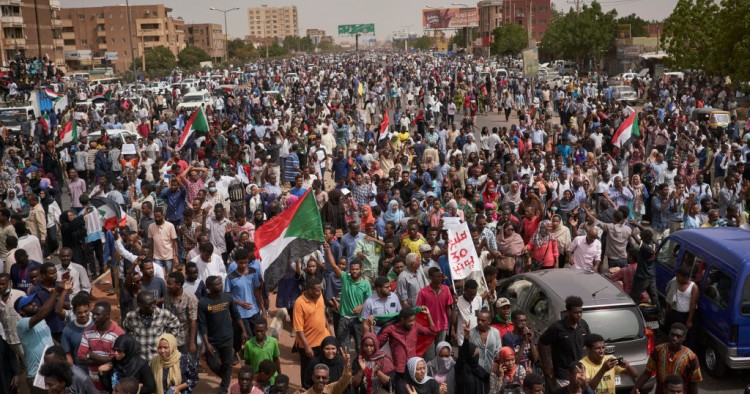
680,252,706,283
657,239,678,271
742,276,750,315
583,307,643,342
703,267,733,309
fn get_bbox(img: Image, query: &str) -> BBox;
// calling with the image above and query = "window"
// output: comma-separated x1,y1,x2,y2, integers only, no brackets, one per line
583,307,643,342
703,267,732,309
78,14,84,20
499,277,534,307
529,289,550,323
680,252,706,282
742,275,750,315
80,39,87,45
657,239,679,271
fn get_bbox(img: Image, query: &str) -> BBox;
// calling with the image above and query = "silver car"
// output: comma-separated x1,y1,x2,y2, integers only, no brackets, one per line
497,269,655,392
611,85,638,105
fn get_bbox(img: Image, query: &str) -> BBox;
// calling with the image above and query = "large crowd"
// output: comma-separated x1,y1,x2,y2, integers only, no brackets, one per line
0,50,747,394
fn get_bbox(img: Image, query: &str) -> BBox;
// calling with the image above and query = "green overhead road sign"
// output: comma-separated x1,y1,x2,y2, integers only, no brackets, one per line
338,24,375,35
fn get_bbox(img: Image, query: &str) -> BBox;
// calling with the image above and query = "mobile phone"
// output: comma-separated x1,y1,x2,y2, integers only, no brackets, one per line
62,271,70,281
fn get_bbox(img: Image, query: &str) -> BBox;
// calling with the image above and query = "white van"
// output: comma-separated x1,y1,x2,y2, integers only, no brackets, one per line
0,106,36,132
71,73,90,81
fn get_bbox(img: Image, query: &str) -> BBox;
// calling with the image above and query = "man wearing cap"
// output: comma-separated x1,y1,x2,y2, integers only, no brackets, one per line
16,279,71,389
491,297,515,337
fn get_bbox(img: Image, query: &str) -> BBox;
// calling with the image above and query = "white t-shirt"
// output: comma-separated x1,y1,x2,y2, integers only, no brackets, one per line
190,253,227,283
455,295,485,346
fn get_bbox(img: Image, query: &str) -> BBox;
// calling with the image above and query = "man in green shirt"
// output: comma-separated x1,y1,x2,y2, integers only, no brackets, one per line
323,243,371,353
243,317,281,378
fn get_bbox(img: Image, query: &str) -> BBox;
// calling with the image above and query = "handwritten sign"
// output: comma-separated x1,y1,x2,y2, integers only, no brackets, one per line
444,219,482,280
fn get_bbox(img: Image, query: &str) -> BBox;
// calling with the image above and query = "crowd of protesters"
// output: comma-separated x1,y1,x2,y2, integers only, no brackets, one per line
2,49,748,394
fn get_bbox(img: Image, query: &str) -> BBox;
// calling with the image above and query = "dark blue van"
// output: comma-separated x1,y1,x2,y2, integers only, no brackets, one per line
654,228,750,377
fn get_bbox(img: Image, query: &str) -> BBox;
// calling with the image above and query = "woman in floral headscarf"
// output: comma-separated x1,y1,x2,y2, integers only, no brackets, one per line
628,174,648,222
352,333,395,394
524,219,559,270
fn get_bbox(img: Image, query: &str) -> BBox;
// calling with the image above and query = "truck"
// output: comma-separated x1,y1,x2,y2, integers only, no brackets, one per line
0,89,69,133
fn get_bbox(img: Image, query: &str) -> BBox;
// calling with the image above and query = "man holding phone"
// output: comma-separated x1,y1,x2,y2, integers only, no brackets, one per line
580,334,638,394
55,247,91,298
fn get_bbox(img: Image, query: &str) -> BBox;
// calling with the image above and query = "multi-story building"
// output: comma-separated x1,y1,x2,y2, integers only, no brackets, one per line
186,23,225,62
477,0,551,50
58,4,186,72
247,5,298,44
0,0,65,68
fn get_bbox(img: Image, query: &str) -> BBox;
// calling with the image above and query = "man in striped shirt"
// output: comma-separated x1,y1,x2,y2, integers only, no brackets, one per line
77,301,125,392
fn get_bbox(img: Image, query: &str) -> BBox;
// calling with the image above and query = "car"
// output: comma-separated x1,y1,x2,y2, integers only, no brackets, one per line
654,228,750,377
547,75,571,90
176,90,212,111
85,129,139,142
497,269,655,393
611,85,638,105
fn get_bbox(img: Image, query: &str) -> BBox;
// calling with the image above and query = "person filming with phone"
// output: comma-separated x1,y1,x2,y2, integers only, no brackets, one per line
579,334,638,394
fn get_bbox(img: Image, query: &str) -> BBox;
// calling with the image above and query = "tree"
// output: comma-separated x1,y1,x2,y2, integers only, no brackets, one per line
131,45,175,71
616,14,649,37
283,35,315,52
491,24,528,56
411,35,433,50
661,0,719,73
449,28,479,49
539,1,617,67
707,0,750,82
177,46,211,68
228,38,256,62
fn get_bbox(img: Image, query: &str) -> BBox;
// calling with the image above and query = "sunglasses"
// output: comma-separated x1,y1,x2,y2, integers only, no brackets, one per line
314,375,330,381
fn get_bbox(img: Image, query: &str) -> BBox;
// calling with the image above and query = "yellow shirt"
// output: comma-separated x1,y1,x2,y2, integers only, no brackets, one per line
401,236,427,258
580,356,625,394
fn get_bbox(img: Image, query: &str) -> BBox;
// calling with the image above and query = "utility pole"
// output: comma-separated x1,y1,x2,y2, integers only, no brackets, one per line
126,0,136,79
568,0,582,15
209,8,239,64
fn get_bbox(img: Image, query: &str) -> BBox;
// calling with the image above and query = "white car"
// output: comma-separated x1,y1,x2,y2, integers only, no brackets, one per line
85,129,139,142
176,90,212,111
612,85,638,105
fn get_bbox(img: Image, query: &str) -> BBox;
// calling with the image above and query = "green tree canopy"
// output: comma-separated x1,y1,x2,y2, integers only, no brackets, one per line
228,38,256,62
132,45,175,71
539,1,617,66
491,24,529,56
411,35,433,50
177,45,211,68
283,36,316,52
661,0,719,73
709,0,750,82
616,14,650,37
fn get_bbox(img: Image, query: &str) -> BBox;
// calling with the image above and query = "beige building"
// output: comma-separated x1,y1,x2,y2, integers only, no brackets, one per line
186,23,225,62
478,0,503,47
0,0,65,68
58,4,186,72
305,28,332,45
247,5,298,44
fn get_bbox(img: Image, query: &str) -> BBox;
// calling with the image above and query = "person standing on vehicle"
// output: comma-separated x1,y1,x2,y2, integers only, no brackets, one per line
631,323,702,394
540,296,591,391
665,266,699,343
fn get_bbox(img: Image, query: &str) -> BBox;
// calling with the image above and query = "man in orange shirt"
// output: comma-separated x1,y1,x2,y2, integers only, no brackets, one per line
293,278,333,384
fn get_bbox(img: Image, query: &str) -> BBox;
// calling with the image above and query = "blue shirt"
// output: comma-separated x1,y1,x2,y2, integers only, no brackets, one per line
17,317,54,377
160,187,188,221
284,151,300,180
28,284,69,334
289,187,307,198
651,195,669,232
340,232,365,262
333,157,351,182
61,318,94,369
10,261,42,292
224,266,261,319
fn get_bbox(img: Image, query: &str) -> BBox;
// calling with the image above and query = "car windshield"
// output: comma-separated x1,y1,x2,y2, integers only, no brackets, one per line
0,110,27,126
582,307,643,342
712,113,730,124
183,95,204,102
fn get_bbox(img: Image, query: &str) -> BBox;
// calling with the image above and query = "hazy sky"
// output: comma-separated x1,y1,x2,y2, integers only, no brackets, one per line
61,0,678,42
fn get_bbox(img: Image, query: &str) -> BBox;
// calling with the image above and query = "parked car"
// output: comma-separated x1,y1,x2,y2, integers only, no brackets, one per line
612,85,638,105
85,129,139,142
497,269,654,392
654,228,750,377
176,90,212,111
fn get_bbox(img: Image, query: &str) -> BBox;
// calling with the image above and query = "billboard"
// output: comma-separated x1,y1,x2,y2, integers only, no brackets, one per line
522,48,539,77
617,45,642,59
338,24,375,35
422,7,479,29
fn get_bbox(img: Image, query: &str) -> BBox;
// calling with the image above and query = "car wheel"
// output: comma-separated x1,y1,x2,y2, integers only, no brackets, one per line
702,340,728,378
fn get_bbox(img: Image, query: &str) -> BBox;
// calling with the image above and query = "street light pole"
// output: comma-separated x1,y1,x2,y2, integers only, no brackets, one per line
209,7,239,64
126,0,136,79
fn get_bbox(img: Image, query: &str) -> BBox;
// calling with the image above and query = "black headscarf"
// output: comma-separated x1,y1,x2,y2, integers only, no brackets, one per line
302,336,344,389
112,334,148,378
59,210,85,248
320,189,346,231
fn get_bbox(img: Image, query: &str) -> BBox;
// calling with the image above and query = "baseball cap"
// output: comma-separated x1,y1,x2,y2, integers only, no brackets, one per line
15,294,36,312
496,298,511,308
419,244,433,253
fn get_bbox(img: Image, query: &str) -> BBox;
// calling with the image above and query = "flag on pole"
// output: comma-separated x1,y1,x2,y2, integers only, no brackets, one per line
254,189,325,288
39,112,50,133
58,120,78,145
176,107,209,151
90,197,127,230
92,90,112,101
378,108,390,141
44,88,59,99
612,112,639,147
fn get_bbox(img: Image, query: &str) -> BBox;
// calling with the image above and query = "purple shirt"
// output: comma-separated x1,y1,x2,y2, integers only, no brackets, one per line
68,177,87,208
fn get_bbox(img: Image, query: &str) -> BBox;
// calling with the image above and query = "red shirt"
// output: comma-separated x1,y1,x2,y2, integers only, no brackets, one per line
521,215,541,244
137,123,150,138
377,321,436,373
416,284,453,331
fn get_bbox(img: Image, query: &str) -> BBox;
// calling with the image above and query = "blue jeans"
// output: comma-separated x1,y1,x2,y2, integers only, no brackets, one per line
154,258,173,274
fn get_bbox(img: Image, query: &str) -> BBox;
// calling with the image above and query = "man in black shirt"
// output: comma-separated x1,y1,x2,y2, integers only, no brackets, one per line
539,296,591,391
392,171,414,201
628,229,661,315
198,275,248,394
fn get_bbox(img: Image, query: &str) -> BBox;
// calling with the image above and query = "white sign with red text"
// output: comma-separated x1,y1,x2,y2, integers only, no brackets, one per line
444,218,482,280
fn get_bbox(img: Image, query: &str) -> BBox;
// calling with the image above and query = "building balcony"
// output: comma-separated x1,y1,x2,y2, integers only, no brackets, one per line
49,0,60,10
60,19,73,28
95,17,105,24
51,18,62,28
53,38,64,47
62,32,75,40
98,43,107,50
0,0,21,5
4,38,25,47
138,29,164,37
142,40,164,49
63,44,76,51
0,15,23,25
96,29,106,37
